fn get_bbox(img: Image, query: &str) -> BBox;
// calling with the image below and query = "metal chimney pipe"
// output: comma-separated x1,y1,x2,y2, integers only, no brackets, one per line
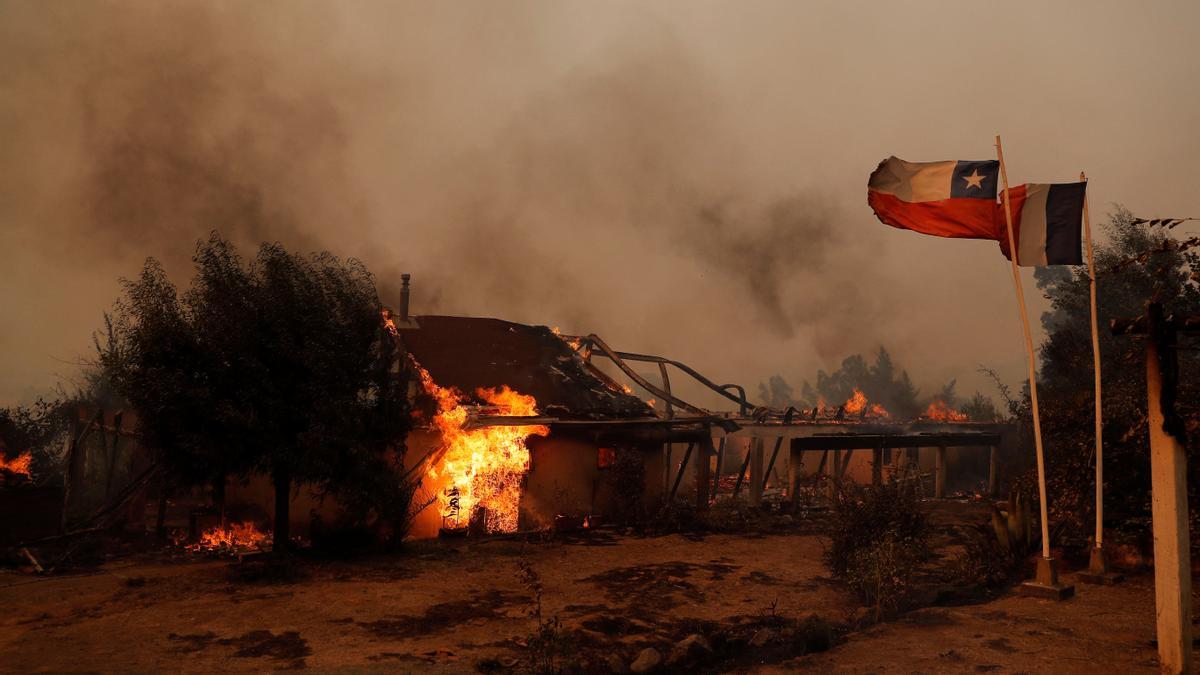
399,274,411,322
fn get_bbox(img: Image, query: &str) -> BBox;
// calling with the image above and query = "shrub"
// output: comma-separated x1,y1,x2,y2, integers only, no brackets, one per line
515,560,576,674
949,490,1038,587
823,477,930,619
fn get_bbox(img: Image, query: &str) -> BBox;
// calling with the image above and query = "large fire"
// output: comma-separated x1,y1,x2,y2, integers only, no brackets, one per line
188,522,270,553
0,451,32,478
841,388,890,419
418,367,549,534
923,400,968,421
843,388,868,415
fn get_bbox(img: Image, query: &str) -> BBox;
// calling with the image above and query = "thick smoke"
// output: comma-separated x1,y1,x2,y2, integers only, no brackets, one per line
2,2,1197,407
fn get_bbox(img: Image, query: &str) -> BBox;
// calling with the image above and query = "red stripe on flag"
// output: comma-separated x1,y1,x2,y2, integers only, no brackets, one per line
868,191,1000,240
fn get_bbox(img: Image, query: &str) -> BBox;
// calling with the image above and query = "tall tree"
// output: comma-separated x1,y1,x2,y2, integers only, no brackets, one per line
102,234,411,551
1026,207,1200,541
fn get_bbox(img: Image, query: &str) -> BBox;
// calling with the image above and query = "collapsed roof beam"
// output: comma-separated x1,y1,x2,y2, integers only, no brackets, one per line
571,334,751,416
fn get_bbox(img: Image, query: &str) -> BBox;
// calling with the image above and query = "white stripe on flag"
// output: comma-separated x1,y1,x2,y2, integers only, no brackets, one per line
868,157,955,202
1018,184,1049,267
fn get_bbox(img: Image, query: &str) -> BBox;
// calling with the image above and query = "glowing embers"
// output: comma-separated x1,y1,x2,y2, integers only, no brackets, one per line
188,521,271,554
418,367,548,535
0,452,32,482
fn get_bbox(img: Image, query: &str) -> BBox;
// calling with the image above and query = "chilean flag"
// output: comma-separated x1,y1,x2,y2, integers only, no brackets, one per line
997,183,1086,266
868,156,1001,239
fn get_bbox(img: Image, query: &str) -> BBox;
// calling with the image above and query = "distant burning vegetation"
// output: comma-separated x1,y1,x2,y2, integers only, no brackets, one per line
759,347,998,422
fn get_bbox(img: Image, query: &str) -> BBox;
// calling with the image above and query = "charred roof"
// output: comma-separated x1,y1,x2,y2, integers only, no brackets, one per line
398,315,654,420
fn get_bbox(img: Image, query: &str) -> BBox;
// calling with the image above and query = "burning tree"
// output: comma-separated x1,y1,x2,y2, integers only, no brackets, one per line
100,234,411,551
0,397,71,484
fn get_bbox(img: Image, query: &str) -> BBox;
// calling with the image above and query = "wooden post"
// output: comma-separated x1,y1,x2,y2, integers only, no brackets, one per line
663,443,672,495
934,443,947,498
872,443,884,486
669,442,695,501
828,449,841,500
988,445,999,497
1145,303,1193,674
788,441,803,500
710,437,726,501
696,435,713,512
996,135,1053,561
1080,171,1113,580
749,438,764,506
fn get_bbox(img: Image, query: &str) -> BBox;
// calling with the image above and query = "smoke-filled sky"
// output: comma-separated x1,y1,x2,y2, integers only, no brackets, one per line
2,1,1198,407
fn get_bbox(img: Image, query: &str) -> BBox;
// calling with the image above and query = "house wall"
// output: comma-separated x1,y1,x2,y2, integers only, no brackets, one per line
226,428,668,541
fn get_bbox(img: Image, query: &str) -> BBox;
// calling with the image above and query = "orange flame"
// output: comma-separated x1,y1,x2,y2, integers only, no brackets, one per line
840,389,889,419
0,452,32,478
188,522,270,553
843,388,868,415
923,400,968,421
418,367,549,534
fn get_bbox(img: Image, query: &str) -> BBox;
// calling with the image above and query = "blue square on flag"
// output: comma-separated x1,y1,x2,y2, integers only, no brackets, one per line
949,160,998,200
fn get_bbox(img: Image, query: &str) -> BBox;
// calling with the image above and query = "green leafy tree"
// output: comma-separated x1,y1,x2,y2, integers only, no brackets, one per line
101,234,411,551
1023,207,1200,544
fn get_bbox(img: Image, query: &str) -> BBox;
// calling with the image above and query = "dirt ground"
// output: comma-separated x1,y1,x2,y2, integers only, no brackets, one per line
2,503,1195,673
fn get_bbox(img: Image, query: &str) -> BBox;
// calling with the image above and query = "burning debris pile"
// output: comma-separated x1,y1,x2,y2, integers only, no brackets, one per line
188,522,271,555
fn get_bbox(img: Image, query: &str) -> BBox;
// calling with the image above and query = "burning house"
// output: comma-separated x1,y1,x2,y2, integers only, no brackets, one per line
216,276,1013,542
397,314,688,537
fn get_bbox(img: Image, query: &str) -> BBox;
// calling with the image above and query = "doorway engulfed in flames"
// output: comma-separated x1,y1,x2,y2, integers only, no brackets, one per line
416,366,548,535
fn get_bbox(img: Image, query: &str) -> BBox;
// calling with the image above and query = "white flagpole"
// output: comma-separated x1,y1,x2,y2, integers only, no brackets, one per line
1081,171,1104,552
995,135,1052,561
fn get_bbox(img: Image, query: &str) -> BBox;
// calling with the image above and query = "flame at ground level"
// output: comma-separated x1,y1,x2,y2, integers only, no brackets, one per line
418,367,549,534
188,522,270,553
0,452,32,478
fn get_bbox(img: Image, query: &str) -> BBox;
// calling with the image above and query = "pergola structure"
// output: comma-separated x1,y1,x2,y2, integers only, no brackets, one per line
464,331,1014,512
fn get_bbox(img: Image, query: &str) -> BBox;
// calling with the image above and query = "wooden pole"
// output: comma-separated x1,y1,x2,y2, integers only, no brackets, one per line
710,436,726,501
1080,171,1105,550
995,135,1052,560
1145,303,1193,674
696,434,713,513
933,443,947,498
749,438,764,506
988,445,999,497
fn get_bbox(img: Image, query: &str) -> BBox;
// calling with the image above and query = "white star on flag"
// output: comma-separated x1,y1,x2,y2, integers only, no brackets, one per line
962,169,986,190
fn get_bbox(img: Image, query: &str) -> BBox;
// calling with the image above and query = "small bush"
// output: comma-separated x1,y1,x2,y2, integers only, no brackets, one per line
823,478,930,619
515,560,576,674
948,490,1038,587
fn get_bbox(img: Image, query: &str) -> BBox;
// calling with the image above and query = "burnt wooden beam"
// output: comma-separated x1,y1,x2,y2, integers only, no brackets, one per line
710,437,726,501
696,434,714,512
669,441,696,501
790,432,1001,451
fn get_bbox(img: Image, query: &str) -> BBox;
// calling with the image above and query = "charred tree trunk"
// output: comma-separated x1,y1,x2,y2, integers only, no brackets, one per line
273,468,291,554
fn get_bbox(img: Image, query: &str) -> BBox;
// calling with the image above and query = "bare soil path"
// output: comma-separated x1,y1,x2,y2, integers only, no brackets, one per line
1,512,1193,672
